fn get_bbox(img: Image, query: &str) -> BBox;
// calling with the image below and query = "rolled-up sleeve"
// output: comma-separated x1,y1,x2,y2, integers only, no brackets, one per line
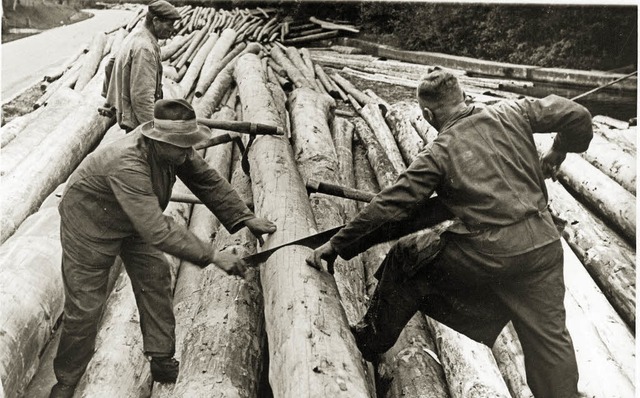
129,47,158,125
521,95,593,153
108,167,213,266
331,149,443,259
177,151,255,233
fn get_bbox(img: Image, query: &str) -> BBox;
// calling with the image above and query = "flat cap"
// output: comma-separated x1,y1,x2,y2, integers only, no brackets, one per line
148,0,181,20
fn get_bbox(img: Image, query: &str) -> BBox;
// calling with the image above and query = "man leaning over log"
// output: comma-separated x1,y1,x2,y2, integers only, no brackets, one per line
49,99,276,398
100,0,180,132
308,67,593,398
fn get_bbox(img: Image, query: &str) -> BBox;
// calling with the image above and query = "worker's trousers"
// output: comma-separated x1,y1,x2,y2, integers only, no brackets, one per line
352,234,579,398
53,222,175,386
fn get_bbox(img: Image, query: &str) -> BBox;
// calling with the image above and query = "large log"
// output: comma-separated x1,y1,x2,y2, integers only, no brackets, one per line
580,133,636,194
194,28,238,97
332,117,359,222
269,45,314,89
547,179,635,327
353,118,399,188
74,32,107,91
289,87,369,337
178,32,220,97
152,108,236,398
233,53,371,397
385,101,426,165
0,88,83,177
0,65,114,244
73,183,193,397
534,134,635,243
492,324,534,398
168,145,266,398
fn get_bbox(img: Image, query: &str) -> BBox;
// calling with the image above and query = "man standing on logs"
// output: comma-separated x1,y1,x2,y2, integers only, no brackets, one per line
50,99,276,398
101,0,180,132
308,67,593,398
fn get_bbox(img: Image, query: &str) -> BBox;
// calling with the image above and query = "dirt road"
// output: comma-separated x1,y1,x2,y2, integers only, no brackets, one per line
1,8,138,104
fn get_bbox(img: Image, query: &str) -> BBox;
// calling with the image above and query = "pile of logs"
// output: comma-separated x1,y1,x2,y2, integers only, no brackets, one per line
0,4,635,398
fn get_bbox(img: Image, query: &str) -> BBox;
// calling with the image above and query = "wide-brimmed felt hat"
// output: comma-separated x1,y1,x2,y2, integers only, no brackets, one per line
140,99,210,148
148,0,181,21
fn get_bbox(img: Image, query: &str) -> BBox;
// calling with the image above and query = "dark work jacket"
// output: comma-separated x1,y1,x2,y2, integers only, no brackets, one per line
331,95,593,261
59,130,255,266
105,26,163,130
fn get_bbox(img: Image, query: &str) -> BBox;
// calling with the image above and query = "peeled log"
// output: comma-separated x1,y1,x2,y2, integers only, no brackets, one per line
74,183,192,397
547,180,635,327
194,28,238,97
234,53,371,397
289,87,369,332
74,32,107,91
0,69,114,244
492,324,534,398
269,45,314,89
593,121,636,156
332,117,359,221
580,133,636,194
359,102,406,174
0,106,45,148
169,148,265,398
178,32,220,97
534,134,635,243
1,88,83,177
0,191,64,398
353,118,398,188
385,101,426,165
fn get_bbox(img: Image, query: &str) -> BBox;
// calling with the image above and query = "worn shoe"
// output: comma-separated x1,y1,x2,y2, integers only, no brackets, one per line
49,382,76,398
150,356,179,383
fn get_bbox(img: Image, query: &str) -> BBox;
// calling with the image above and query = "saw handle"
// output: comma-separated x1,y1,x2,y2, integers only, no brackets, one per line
197,119,284,136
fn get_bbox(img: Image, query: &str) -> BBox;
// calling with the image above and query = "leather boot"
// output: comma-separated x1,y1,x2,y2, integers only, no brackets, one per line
49,382,76,398
150,356,179,383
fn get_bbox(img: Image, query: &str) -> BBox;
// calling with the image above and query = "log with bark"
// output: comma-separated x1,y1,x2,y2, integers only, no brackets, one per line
1,67,114,244
534,134,635,243
233,53,371,397
546,179,635,327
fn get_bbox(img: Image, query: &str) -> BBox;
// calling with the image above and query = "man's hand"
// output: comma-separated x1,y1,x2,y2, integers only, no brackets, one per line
540,148,566,181
244,217,277,246
306,241,338,274
211,248,247,278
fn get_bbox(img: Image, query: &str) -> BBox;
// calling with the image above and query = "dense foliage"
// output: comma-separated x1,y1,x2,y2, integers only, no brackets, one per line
357,3,637,71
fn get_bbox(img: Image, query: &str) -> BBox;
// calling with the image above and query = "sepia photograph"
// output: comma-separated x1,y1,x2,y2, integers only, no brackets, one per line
0,0,637,397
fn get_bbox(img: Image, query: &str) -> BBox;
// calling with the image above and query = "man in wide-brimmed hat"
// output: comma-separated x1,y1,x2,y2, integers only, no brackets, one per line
102,0,181,132
308,67,593,398
50,99,276,398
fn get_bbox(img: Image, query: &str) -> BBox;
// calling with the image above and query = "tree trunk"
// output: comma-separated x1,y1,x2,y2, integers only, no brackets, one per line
194,28,238,97
74,183,193,397
1,88,83,177
330,73,372,106
408,103,439,145
1,70,114,244
534,134,635,243
353,118,398,188
285,46,317,88
580,133,636,194
547,179,635,327
161,32,194,61
592,118,636,155
234,53,371,397
74,33,107,91
385,101,426,166
332,117,359,221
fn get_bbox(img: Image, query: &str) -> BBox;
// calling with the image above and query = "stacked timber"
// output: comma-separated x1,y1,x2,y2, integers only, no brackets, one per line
3,6,635,398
